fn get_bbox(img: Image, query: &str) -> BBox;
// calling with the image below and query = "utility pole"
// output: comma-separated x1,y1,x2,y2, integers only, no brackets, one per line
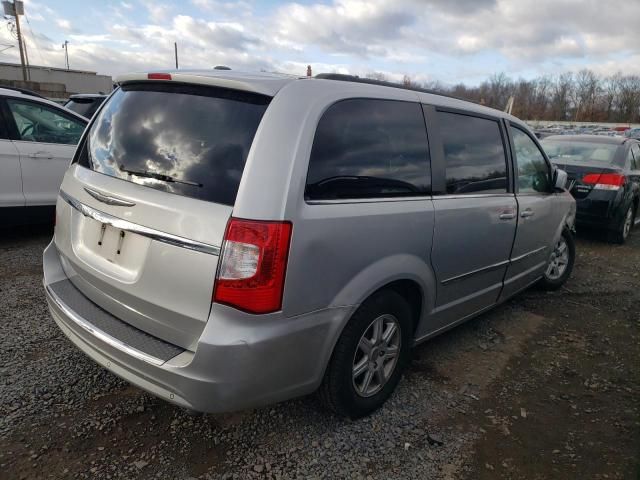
3,1,27,81
174,42,178,69
23,30,30,80
62,40,69,70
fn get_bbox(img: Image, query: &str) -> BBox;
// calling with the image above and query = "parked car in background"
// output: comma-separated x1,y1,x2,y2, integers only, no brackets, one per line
44,70,575,419
624,127,640,140
0,87,87,225
542,135,639,243
64,94,108,119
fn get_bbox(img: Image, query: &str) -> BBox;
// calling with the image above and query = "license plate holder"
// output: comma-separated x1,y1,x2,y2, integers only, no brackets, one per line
96,223,126,261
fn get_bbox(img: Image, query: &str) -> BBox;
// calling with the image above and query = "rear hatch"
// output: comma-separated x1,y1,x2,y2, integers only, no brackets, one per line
54,80,270,350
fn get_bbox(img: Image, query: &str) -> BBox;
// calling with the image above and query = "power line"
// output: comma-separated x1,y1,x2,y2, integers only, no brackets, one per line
24,13,44,65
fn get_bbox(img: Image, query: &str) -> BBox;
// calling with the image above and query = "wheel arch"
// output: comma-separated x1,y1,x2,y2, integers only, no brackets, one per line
329,253,436,331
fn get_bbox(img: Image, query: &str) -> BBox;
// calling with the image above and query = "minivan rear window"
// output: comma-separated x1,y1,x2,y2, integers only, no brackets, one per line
78,83,270,206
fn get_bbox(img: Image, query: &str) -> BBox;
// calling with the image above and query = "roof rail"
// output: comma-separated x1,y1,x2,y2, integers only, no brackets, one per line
314,73,473,104
0,85,46,99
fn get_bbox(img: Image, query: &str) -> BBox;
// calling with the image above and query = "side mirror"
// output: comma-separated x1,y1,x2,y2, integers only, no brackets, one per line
553,167,568,191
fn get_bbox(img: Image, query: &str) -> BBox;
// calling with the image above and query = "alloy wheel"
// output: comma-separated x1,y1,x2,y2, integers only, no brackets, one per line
352,314,401,397
623,208,633,239
546,237,569,280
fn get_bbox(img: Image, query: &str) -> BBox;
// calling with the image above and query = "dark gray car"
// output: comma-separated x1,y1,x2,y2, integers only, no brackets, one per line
543,135,639,243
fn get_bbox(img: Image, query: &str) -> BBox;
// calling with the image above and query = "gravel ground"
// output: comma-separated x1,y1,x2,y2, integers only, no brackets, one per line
1,224,638,479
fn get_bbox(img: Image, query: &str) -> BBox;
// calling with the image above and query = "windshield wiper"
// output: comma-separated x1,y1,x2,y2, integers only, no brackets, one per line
119,165,202,187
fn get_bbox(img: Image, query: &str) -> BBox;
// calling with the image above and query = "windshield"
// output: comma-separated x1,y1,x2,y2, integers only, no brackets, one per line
541,140,622,166
78,83,270,206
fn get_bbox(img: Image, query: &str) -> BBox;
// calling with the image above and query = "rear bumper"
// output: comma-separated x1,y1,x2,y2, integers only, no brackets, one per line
43,241,353,413
574,192,622,230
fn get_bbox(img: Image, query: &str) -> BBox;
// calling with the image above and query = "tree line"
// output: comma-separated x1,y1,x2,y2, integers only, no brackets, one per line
367,70,640,123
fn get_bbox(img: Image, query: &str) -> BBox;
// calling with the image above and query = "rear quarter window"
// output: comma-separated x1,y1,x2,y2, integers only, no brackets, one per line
79,83,270,206
305,98,431,200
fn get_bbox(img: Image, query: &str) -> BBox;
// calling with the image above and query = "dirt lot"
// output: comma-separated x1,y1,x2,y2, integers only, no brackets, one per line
1,226,638,479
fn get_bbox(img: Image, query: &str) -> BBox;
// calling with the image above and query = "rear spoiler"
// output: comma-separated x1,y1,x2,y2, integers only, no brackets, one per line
114,72,288,97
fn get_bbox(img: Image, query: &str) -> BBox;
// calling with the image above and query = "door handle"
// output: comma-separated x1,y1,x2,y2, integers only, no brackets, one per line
27,151,53,159
520,209,535,218
499,212,516,220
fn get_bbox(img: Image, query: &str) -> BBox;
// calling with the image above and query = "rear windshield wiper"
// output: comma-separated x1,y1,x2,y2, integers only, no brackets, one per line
119,165,203,187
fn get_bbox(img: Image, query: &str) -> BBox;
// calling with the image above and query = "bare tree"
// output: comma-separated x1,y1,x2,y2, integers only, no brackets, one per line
603,73,621,122
550,72,574,121
573,69,600,121
365,71,389,82
374,68,640,122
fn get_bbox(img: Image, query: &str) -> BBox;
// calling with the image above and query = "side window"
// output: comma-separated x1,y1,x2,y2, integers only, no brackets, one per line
305,98,430,200
7,99,85,145
511,127,552,194
437,111,508,194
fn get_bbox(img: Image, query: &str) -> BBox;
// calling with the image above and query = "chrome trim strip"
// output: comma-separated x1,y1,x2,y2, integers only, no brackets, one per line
306,196,431,205
45,284,165,366
441,259,510,285
510,246,548,264
441,245,549,285
433,193,515,200
60,191,221,256
84,187,136,207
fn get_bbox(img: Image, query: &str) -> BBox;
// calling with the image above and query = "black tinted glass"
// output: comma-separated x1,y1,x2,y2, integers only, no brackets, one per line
65,100,94,117
438,111,508,194
80,83,269,206
66,98,105,118
305,98,430,200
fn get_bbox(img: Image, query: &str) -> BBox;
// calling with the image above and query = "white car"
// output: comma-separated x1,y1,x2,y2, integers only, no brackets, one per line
0,87,87,225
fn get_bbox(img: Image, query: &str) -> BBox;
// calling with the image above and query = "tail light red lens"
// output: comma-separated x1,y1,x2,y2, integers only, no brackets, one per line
213,218,292,314
582,173,625,190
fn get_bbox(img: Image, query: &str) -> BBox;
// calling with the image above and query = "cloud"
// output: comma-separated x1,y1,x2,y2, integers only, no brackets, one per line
55,19,71,30
140,0,172,23
69,34,111,43
8,0,640,85
274,0,415,57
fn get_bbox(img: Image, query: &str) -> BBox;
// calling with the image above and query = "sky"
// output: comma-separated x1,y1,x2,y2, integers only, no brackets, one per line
2,0,640,85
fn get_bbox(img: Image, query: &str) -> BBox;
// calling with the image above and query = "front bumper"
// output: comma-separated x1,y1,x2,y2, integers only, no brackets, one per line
43,241,353,413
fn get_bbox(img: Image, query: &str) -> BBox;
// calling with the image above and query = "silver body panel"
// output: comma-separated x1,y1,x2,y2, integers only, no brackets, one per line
44,70,576,412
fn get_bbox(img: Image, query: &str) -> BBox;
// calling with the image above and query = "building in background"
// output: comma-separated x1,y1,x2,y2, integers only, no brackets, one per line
0,62,112,101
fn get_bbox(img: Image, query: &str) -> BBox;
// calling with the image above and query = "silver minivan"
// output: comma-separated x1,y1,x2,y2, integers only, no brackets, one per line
43,70,576,418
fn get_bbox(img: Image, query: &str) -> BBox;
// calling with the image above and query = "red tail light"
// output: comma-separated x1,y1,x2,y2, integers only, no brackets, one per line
147,73,172,80
213,218,292,314
582,173,625,190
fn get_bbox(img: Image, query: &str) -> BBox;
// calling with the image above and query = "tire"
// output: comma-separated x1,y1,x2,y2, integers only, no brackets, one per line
319,290,413,419
609,204,634,244
538,228,575,291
